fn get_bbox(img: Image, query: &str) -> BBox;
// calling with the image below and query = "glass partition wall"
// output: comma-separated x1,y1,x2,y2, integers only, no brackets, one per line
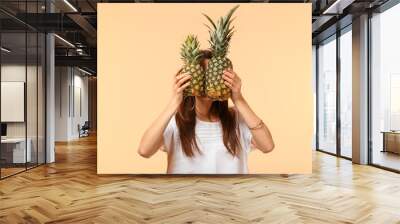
316,26,352,159
0,2,46,179
370,3,400,172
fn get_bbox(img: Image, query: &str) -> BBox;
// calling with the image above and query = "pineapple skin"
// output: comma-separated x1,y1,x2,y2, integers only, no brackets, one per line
205,56,232,101
183,63,205,97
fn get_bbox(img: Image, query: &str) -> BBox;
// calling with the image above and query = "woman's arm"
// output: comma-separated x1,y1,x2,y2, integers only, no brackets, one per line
223,69,274,153
232,96,274,153
137,71,191,158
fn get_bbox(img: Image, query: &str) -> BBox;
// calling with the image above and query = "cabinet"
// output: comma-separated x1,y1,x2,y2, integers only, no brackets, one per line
382,132,400,154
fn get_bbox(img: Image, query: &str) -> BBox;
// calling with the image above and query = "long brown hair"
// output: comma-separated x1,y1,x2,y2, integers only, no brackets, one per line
175,50,242,157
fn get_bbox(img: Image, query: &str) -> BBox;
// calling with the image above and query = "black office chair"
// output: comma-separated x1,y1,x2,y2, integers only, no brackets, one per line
79,121,90,138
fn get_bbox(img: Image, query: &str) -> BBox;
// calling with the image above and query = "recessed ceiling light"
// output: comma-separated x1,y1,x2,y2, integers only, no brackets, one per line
77,67,93,76
63,0,78,12
54,34,75,48
323,0,355,15
1,47,11,53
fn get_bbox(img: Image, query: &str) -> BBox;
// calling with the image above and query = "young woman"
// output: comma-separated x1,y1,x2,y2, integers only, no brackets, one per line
138,50,274,174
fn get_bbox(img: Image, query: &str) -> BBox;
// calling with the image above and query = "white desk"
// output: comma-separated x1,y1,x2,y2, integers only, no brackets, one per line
1,138,31,163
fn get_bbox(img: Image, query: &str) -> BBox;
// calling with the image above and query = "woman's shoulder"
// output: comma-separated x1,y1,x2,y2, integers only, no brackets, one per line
166,114,178,130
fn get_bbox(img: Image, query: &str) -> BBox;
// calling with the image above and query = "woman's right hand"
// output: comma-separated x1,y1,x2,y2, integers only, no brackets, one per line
169,70,191,110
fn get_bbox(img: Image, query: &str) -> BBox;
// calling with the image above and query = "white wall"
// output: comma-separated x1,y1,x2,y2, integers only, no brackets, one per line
1,65,26,141
55,67,89,141
72,73,89,138
55,67,70,141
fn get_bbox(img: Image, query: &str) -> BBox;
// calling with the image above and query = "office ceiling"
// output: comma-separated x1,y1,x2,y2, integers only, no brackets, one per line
0,0,394,74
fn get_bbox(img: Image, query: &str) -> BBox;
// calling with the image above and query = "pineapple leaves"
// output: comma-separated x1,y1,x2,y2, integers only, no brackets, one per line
181,35,202,64
203,5,239,57
180,5,239,99
225,5,239,24
183,5,239,59
204,24,213,32
203,13,217,29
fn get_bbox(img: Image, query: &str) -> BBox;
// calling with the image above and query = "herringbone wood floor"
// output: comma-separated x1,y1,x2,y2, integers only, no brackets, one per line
1,135,400,224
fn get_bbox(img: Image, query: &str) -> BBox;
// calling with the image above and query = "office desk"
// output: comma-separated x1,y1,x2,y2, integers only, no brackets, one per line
1,138,31,163
381,131,400,154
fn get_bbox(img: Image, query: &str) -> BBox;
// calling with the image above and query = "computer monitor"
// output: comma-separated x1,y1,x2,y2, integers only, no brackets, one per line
1,123,7,137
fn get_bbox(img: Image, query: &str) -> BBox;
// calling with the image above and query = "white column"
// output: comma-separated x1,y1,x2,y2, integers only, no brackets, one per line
45,1,55,163
352,14,369,164
46,33,55,163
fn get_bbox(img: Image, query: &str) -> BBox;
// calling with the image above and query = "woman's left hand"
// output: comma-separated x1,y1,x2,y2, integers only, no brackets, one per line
223,68,243,102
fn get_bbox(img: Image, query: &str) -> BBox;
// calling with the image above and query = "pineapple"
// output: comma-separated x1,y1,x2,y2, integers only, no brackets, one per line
203,5,239,101
181,35,205,97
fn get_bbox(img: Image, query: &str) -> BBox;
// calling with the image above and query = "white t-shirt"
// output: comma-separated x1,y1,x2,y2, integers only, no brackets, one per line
162,112,253,174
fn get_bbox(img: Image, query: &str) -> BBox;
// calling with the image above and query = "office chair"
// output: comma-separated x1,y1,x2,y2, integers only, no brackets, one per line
79,121,90,138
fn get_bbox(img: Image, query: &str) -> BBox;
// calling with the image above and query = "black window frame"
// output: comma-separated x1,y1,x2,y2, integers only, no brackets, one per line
315,24,353,161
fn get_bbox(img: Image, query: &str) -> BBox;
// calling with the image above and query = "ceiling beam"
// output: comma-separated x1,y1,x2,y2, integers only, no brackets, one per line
55,55,96,70
67,13,97,39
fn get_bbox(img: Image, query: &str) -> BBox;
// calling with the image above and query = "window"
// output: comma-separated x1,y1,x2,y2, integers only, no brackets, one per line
371,3,400,171
339,27,352,158
317,36,337,154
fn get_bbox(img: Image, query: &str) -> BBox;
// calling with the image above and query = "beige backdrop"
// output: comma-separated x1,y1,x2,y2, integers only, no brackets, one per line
97,3,312,174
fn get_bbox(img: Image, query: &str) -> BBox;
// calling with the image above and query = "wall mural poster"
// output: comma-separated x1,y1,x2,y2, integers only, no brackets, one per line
98,3,312,174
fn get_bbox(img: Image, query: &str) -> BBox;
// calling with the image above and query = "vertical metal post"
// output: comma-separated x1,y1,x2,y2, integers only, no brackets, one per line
36,0,40,167
316,45,320,150
336,29,341,156
367,11,373,164
0,18,2,179
25,0,28,171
